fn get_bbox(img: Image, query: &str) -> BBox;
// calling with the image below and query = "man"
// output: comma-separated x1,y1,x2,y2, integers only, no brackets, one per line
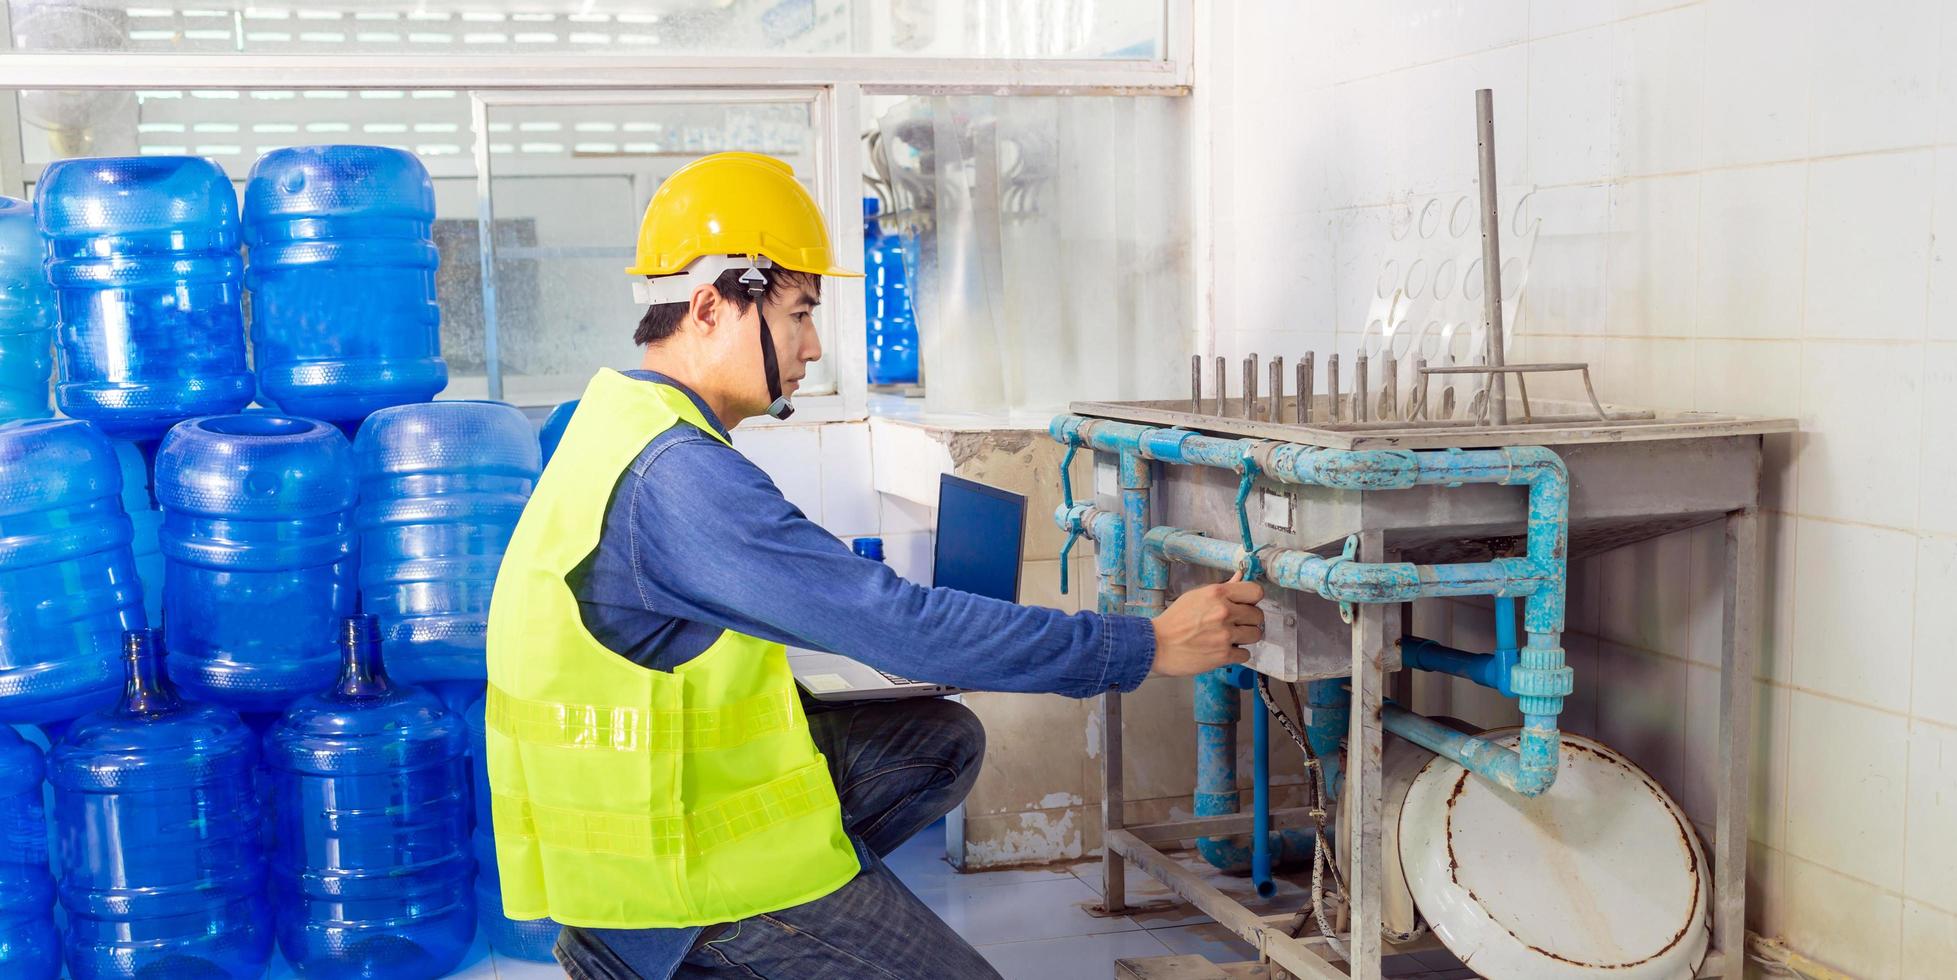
485,151,1264,980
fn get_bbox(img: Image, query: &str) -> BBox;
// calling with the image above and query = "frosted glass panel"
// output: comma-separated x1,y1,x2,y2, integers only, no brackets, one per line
875,95,1191,419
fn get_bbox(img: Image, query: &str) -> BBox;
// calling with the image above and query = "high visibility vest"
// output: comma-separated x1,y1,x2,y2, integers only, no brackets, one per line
484,368,858,928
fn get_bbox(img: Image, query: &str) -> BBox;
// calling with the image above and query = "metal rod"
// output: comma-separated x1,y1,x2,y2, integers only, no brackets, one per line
1476,87,1508,426
1214,356,1226,417
1242,354,1258,420
1328,353,1341,421
1382,353,1398,421
1298,352,1314,424
1190,354,1202,414
1414,356,1430,420
1517,371,1533,421
1269,355,1284,425
1355,354,1370,423
1419,362,1593,375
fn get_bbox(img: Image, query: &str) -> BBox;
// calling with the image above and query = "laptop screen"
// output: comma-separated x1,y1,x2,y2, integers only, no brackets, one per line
932,475,1025,602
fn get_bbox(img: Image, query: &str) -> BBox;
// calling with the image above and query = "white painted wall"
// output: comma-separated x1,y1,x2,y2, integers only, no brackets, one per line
1208,2,1955,975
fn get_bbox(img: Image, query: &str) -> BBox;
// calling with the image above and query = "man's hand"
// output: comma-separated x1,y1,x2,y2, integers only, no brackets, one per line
1149,573,1265,677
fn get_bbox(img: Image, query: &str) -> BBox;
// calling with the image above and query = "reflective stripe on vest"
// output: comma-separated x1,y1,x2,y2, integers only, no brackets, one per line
484,368,858,929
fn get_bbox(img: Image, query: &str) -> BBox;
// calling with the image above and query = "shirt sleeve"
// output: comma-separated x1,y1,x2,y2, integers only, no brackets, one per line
620,432,1155,697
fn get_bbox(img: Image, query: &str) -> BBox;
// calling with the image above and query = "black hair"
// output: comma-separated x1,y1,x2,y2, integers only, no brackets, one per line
633,267,820,347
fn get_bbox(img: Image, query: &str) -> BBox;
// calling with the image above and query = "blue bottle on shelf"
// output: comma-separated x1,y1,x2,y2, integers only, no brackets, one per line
34,156,254,437
863,198,919,386
0,419,144,726
50,629,274,979
0,726,59,980
0,196,54,422
245,146,448,423
266,615,474,979
465,695,560,962
537,398,579,467
353,401,540,686
155,413,357,714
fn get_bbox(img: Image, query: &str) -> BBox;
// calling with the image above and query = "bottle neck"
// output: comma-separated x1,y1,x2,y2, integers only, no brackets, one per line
335,615,394,700
118,629,181,718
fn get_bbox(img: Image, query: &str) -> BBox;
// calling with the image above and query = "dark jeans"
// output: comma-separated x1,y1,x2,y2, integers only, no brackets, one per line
555,697,1000,980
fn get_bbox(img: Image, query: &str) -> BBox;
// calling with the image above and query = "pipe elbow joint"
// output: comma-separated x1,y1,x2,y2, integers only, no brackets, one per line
1503,445,1568,486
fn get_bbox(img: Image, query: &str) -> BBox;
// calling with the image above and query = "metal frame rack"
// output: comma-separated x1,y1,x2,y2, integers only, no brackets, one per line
1049,395,1790,980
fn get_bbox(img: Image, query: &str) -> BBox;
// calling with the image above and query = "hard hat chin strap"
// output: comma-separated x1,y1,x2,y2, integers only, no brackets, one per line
740,261,795,421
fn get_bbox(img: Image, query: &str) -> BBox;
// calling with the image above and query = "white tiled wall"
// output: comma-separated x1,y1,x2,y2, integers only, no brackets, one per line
732,419,934,584
1211,1,1957,974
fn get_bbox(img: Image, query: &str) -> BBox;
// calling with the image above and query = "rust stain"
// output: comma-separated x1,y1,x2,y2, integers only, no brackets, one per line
1444,738,1705,969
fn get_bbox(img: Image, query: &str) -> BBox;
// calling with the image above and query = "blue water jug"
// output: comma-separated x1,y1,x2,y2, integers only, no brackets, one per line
0,726,59,980
35,156,253,437
0,419,143,725
245,146,447,423
155,414,357,714
111,440,164,626
538,398,578,467
353,401,539,686
864,198,919,386
465,696,560,961
266,615,474,979
0,196,54,422
50,629,274,979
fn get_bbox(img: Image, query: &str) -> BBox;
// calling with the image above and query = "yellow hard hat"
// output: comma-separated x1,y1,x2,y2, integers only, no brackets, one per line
626,151,861,279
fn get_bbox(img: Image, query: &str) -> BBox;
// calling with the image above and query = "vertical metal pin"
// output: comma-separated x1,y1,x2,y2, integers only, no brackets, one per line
1269,355,1284,424
1355,354,1370,423
1190,354,1202,414
1298,352,1314,424
1382,354,1398,421
1214,356,1227,417
1241,354,1258,420
1414,357,1430,420
1328,353,1341,421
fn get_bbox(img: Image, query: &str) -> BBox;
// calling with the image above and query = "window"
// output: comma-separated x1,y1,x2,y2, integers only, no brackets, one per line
2,1,1192,413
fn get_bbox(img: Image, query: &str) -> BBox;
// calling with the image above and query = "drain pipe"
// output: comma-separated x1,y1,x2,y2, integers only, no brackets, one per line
1193,666,1313,888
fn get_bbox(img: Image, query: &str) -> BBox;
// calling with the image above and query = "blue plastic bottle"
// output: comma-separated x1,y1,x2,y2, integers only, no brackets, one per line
353,401,540,687
50,628,274,979
852,536,886,561
245,146,447,423
466,695,560,962
0,196,54,422
537,398,579,467
864,198,919,386
112,441,164,627
0,419,144,725
0,726,59,980
155,414,357,714
35,156,254,437
266,615,474,979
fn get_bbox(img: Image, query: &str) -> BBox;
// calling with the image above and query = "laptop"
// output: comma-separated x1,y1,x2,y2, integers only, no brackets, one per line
790,474,1026,702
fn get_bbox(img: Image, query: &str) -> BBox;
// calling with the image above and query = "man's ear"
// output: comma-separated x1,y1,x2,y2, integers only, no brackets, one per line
688,283,720,335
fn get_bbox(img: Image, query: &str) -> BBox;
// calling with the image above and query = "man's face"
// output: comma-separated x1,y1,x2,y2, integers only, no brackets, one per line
724,274,823,415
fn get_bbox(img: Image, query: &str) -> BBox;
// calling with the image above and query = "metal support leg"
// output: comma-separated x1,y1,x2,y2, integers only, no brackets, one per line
1712,508,1759,976
1347,531,1387,980
1100,689,1128,914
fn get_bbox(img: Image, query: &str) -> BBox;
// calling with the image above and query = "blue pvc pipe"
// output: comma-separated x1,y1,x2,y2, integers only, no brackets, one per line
1192,668,1312,880
1382,702,1561,797
1251,678,1274,897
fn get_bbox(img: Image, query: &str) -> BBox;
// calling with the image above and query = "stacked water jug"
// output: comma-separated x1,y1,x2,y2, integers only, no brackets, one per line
0,146,557,977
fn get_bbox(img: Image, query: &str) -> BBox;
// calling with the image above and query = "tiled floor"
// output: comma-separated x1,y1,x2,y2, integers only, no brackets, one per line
246,826,1479,979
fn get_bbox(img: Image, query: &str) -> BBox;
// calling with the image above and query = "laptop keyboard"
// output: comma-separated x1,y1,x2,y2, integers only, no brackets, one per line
878,669,920,686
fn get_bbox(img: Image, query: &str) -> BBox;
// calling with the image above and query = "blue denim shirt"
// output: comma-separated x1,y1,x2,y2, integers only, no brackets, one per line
569,370,1155,693
564,371,1155,979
